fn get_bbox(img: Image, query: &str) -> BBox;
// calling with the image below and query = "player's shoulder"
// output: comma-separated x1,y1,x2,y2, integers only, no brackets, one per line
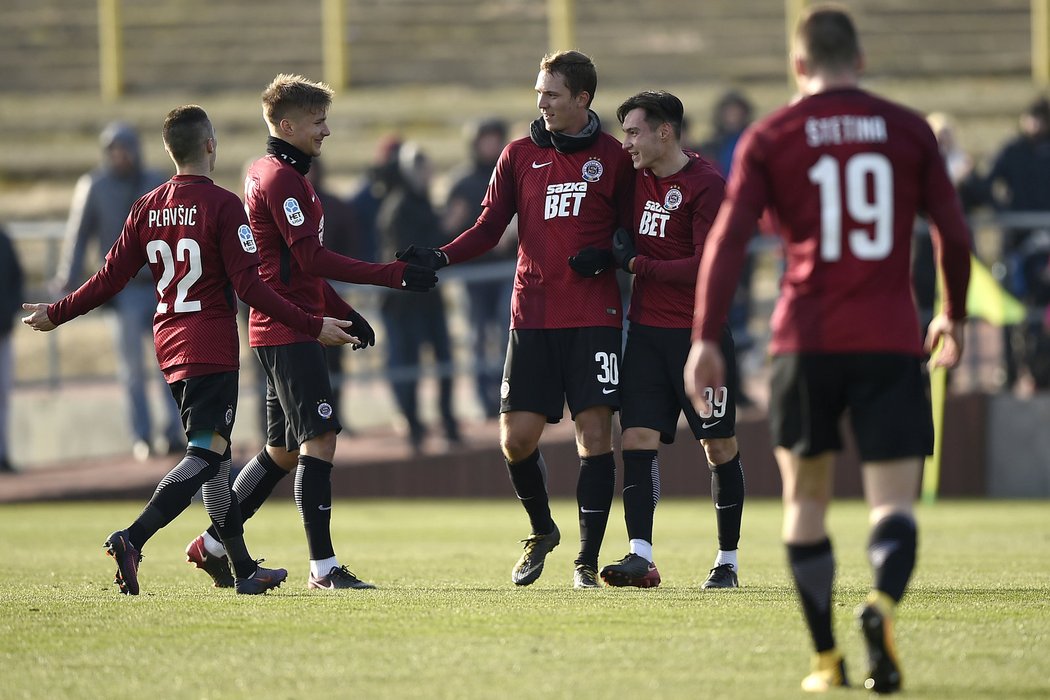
681,151,726,186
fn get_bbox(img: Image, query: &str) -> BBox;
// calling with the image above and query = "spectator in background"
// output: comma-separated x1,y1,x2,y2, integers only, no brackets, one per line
53,122,185,460
308,157,364,429
0,224,23,474
378,142,461,452
349,134,402,265
699,91,757,406
985,97,1050,390
442,118,515,418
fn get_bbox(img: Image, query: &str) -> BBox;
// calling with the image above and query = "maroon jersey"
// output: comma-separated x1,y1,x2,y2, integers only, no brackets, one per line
48,175,323,380
628,152,725,328
246,154,403,346
694,87,971,355
443,130,634,329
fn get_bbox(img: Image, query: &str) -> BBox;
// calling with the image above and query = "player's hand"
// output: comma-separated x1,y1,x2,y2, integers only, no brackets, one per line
924,313,965,369
396,244,448,271
568,246,614,277
317,317,357,347
611,227,637,273
684,339,725,415
346,307,376,350
399,262,439,292
21,303,56,332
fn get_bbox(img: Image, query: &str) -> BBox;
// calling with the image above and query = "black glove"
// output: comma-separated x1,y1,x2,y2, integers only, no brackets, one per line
611,227,637,273
568,246,614,277
400,263,438,292
346,308,375,350
396,244,448,271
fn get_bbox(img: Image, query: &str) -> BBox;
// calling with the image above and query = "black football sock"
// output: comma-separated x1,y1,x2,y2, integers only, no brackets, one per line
128,446,221,550
295,455,336,561
205,449,288,543
621,449,660,546
711,452,745,552
506,449,555,535
201,448,256,579
868,513,918,603
787,538,837,652
575,452,616,569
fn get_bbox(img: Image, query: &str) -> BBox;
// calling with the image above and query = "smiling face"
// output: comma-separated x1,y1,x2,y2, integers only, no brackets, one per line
535,70,589,135
281,108,331,157
621,107,669,172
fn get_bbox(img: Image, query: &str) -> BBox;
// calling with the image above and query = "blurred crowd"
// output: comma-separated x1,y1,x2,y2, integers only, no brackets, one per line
5,90,1050,470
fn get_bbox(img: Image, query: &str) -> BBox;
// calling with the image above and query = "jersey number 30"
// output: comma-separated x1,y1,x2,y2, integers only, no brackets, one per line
146,238,203,313
808,152,893,262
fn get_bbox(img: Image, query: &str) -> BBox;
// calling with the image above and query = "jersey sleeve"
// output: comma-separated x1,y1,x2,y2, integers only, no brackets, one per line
289,234,406,288
231,266,323,339
692,131,765,341
269,168,323,247
442,143,516,264
918,126,972,320
48,208,148,325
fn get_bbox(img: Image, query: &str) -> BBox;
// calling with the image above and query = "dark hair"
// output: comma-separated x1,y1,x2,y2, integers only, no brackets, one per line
540,50,597,107
162,105,212,164
1025,96,1050,121
616,90,685,140
795,5,861,72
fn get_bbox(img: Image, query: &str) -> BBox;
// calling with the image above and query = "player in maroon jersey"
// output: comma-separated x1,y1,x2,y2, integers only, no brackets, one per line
22,105,355,595
399,51,634,589
185,74,437,592
597,90,743,591
685,7,970,693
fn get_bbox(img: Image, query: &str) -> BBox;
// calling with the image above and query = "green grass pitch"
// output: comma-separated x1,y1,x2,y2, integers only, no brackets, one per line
1,498,1047,699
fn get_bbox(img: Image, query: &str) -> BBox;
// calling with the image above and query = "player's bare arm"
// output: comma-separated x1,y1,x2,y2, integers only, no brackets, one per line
924,313,966,369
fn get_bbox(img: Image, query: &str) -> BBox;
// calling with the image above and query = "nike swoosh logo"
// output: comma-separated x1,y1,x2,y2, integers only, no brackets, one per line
714,503,739,510
602,388,617,395
318,505,332,511
580,508,605,514
702,420,721,429
312,580,336,589
532,161,552,169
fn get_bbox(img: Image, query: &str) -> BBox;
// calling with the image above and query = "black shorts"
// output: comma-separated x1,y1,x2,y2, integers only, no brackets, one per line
620,323,738,444
255,342,341,450
501,327,622,423
769,352,934,461
166,370,239,443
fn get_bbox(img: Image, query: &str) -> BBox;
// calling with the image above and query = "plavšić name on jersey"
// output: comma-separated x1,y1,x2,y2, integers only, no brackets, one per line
545,181,588,220
148,206,198,227
805,115,888,147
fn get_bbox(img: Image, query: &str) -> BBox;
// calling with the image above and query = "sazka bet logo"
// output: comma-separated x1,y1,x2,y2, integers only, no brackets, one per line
581,159,603,182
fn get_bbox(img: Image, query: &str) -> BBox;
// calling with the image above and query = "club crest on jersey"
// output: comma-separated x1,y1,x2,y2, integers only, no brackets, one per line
317,402,333,419
663,187,683,211
283,197,305,227
581,159,604,182
237,225,257,253
500,380,511,400
225,407,234,426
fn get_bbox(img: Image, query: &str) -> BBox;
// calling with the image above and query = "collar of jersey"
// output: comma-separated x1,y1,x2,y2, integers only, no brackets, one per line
530,110,601,154
266,136,312,176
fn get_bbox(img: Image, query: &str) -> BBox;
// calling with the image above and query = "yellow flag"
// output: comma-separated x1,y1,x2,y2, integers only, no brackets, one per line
965,254,1026,326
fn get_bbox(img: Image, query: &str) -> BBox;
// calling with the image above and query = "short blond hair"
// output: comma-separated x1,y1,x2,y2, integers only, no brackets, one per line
261,74,333,127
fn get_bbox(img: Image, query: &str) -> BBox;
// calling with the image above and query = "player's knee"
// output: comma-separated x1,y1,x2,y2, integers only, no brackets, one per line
622,427,659,452
702,436,738,467
574,409,613,454
300,431,337,462
500,431,538,463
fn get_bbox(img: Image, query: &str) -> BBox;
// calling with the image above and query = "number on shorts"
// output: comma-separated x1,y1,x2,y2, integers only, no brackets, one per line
594,351,619,386
698,386,728,420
